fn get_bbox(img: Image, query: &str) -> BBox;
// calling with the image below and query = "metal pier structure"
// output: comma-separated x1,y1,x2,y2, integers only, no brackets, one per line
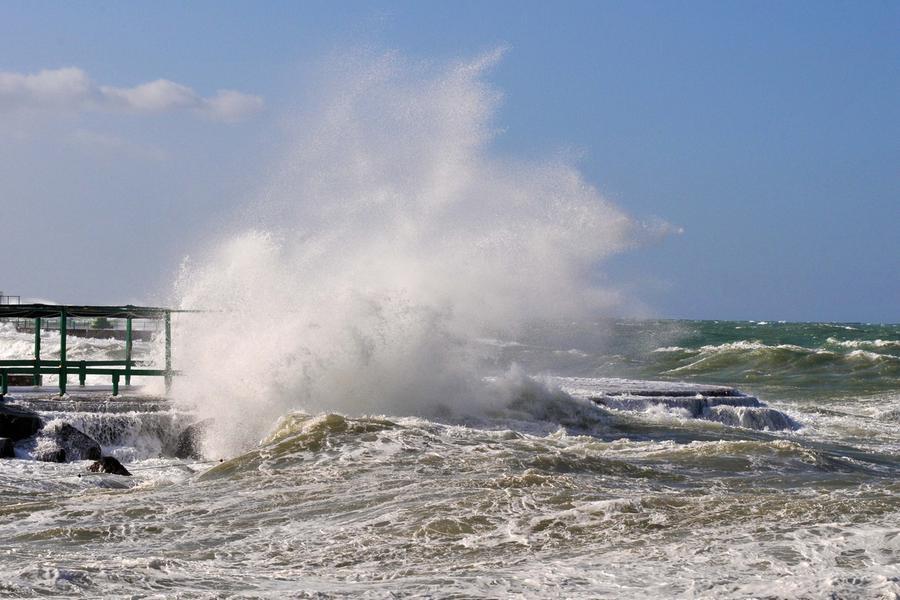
0,304,181,397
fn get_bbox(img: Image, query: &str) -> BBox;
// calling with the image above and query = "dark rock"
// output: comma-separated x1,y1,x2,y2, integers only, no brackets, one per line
88,456,131,476
37,448,67,463
8,375,35,386
0,437,14,458
0,403,42,441
57,423,103,461
174,420,210,460
31,422,102,462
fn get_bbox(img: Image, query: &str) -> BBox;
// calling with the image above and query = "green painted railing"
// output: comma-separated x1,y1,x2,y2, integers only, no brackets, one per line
0,305,183,397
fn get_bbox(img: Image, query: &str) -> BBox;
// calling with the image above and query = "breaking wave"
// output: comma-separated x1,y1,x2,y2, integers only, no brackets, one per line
171,51,638,457
651,337,900,392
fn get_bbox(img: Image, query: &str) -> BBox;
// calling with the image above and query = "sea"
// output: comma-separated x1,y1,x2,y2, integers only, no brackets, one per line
1,318,898,598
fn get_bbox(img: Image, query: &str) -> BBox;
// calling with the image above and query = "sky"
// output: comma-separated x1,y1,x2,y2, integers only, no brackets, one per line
0,1,897,323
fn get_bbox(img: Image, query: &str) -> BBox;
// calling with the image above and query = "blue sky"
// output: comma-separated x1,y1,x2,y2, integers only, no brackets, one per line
1,1,897,322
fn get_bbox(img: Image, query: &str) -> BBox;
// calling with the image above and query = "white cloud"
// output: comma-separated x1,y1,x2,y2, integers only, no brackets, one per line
0,67,263,122
204,89,266,123
0,67,94,109
101,79,198,113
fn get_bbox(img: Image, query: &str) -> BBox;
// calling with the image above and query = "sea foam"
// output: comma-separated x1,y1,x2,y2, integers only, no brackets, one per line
171,51,637,457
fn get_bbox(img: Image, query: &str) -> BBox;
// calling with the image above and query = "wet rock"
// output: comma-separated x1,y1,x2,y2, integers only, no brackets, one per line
0,437,14,458
589,387,800,431
31,422,102,462
596,394,762,417
88,456,132,476
0,403,42,441
174,420,210,459
36,447,68,463
703,405,799,431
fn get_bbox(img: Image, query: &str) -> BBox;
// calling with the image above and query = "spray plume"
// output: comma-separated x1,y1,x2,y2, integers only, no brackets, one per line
173,51,634,456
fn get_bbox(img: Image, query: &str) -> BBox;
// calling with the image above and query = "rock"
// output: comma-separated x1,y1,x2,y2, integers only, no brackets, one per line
174,420,210,459
36,447,67,463
55,423,103,461
0,437,14,458
31,422,102,462
0,403,42,441
88,456,131,476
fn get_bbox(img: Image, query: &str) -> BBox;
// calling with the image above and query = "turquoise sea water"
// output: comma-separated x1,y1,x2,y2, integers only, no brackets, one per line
1,319,898,598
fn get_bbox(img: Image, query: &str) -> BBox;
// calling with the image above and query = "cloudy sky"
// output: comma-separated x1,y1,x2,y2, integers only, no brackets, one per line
0,66,262,121
1,1,897,322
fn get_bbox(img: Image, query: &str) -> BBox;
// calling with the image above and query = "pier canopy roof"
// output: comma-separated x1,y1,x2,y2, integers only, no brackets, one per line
0,304,174,319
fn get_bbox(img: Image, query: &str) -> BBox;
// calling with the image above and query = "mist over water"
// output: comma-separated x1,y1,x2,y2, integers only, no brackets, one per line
172,52,635,456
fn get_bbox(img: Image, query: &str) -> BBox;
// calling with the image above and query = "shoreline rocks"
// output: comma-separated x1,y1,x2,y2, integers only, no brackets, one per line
0,437,14,458
26,422,103,463
174,420,210,460
0,403,42,442
2,396,207,463
88,456,132,476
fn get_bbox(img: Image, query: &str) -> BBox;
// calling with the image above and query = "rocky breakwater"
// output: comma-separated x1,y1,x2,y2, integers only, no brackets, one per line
1,401,110,465
0,402,41,458
0,392,205,475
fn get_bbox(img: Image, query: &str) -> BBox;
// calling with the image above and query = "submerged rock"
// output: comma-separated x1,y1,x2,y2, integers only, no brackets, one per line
36,447,67,463
0,403,42,441
174,420,210,460
0,437,14,458
581,379,800,432
702,405,799,431
597,394,762,416
30,422,102,463
88,456,132,476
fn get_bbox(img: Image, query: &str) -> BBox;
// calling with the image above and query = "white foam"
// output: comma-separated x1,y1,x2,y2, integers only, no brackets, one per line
827,337,900,349
171,52,638,457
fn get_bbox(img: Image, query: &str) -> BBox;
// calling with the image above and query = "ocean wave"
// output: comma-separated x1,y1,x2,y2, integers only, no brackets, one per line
649,338,900,392
0,327,157,363
826,337,900,350
697,340,811,353
847,349,899,362
659,339,898,367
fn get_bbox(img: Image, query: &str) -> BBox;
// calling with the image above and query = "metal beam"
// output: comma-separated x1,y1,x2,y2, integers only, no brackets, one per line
59,309,67,396
125,317,133,386
164,310,172,394
33,317,42,386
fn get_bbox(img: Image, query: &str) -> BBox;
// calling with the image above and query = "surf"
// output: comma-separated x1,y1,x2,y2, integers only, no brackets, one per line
170,51,639,457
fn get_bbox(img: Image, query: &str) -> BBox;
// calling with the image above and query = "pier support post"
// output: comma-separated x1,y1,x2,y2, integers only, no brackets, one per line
79,361,86,386
59,309,67,396
125,317,133,386
1,370,7,397
164,310,172,394
112,373,119,397
33,317,42,386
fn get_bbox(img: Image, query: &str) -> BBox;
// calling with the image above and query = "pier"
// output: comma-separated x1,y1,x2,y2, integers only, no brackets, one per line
0,304,180,397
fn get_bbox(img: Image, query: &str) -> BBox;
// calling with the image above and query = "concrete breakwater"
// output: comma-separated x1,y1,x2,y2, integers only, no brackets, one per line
553,377,800,431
